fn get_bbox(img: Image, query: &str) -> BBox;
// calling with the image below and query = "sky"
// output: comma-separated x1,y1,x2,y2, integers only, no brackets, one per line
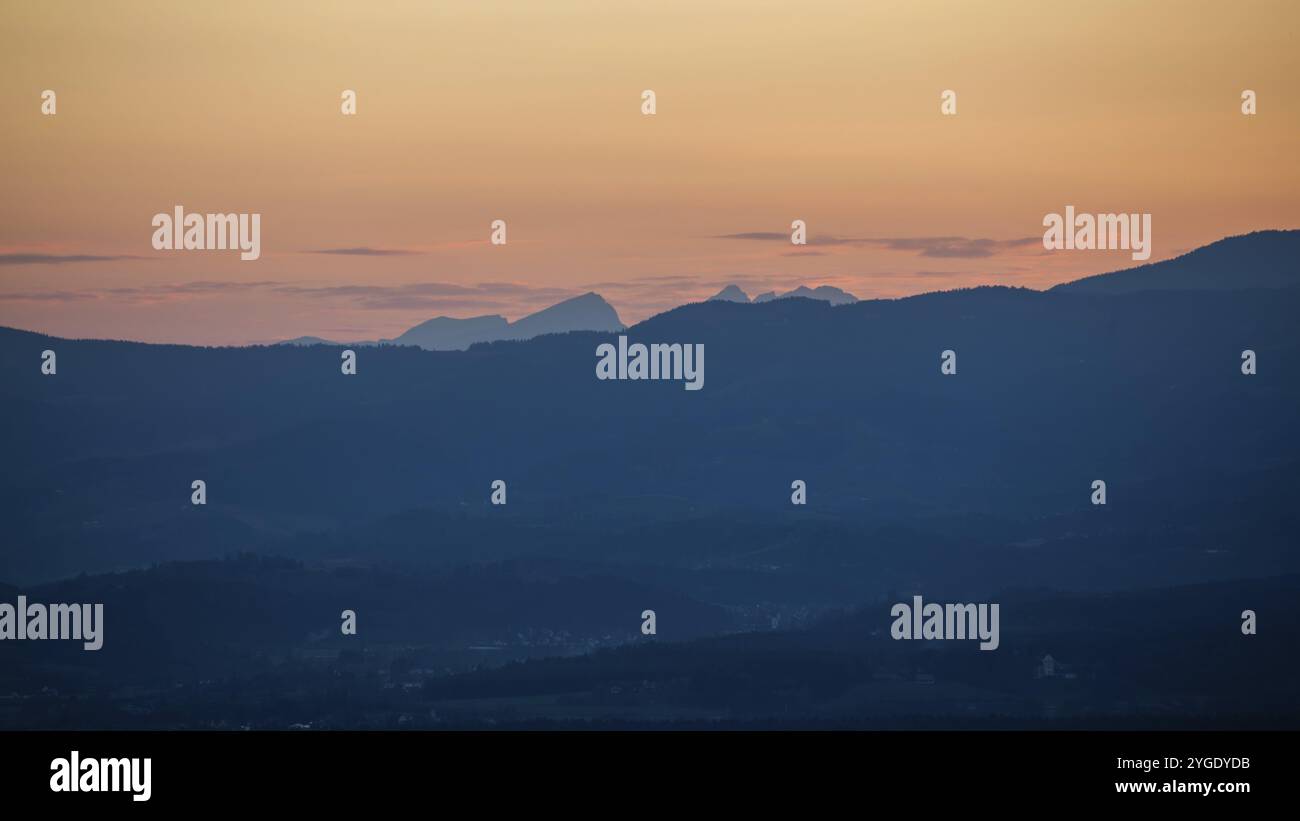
1,0,1297,345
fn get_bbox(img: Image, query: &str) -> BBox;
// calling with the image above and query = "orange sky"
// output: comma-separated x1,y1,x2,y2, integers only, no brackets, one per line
2,0,1297,344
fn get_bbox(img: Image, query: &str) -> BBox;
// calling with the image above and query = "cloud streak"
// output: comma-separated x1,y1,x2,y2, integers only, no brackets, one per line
714,232,1039,258
868,236,1039,258
1,279,582,314
302,247,423,257
0,253,151,266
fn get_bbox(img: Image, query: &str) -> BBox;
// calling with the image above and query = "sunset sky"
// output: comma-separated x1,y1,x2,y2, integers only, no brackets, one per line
2,0,1297,345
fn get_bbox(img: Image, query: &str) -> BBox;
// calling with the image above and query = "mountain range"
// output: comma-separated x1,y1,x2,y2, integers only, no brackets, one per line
282,291,626,351
281,283,863,351
2,229,1297,586
279,230,1298,352
708,284,859,305
3,228,1299,729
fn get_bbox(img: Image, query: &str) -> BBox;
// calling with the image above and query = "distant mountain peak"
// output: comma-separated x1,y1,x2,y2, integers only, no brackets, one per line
278,335,340,346
709,284,751,303
378,292,623,351
782,285,858,305
752,285,858,305
505,292,623,339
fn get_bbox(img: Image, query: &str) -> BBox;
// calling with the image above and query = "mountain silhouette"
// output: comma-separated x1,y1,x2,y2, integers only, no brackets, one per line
279,335,342,347
2,231,1298,587
500,291,624,341
752,285,858,305
282,292,626,350
709,284,751,303
387,314,511,350
1052,229,1300,294
388,291,623,350
277,230,1296,348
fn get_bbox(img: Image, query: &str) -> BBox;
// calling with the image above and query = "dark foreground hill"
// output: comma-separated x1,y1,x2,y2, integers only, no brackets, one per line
1052,229,1300,293
1,230,1297,728
2,270,1299,584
